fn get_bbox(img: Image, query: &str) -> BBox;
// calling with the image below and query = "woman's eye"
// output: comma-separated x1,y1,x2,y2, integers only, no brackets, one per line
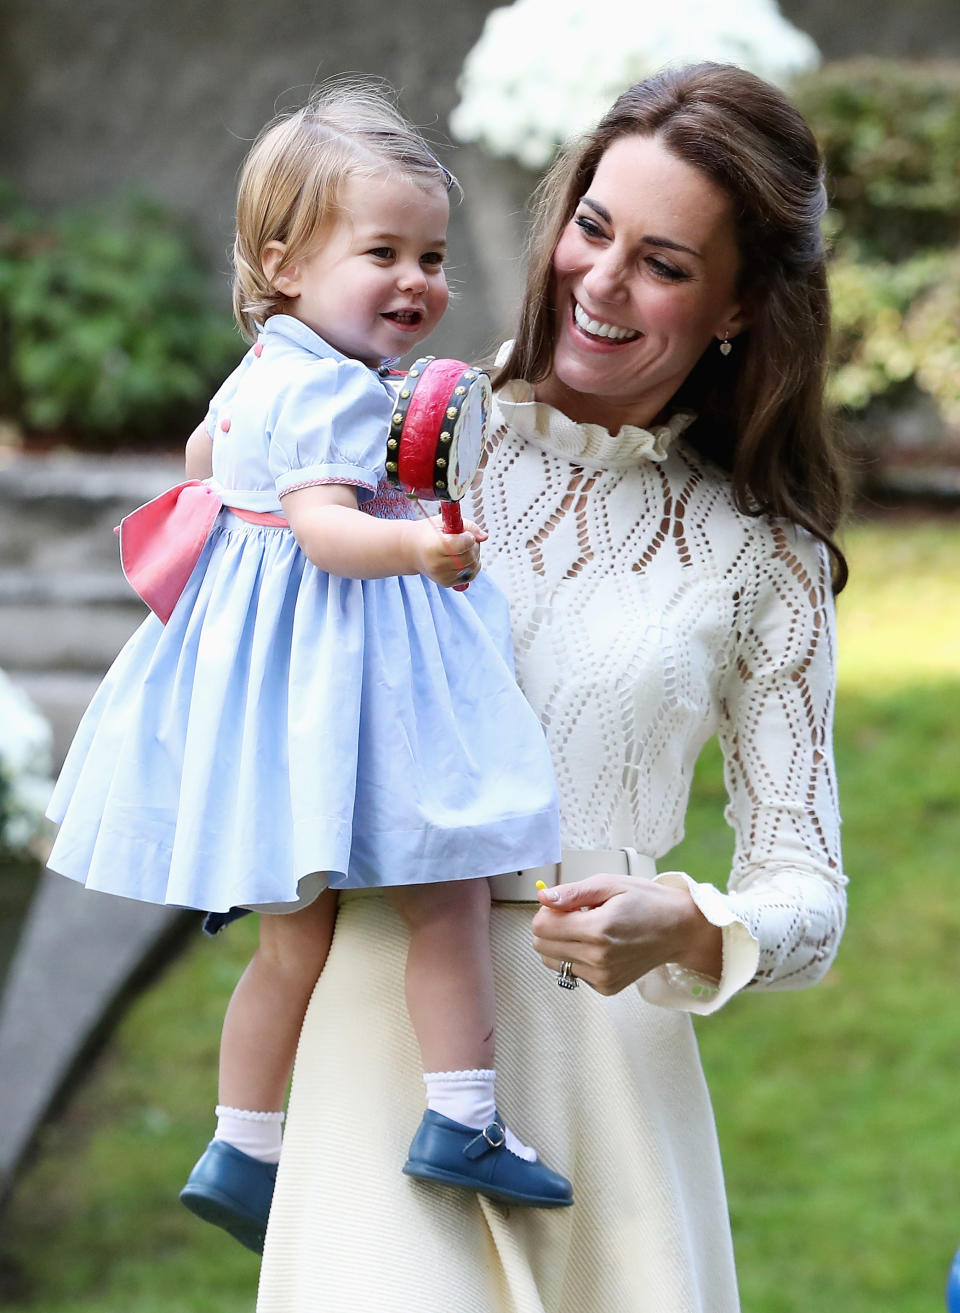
647,257,689,282
574,214,605,239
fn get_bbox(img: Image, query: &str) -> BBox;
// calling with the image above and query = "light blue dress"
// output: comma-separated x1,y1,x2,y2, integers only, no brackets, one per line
46,316,560,915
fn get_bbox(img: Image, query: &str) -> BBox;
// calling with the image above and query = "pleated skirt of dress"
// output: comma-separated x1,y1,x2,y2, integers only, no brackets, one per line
257,898,741,1313
45,513,560,913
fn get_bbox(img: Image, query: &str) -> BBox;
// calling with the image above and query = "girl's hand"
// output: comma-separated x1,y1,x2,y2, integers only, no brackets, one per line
531,875,723,995
405,515,487,588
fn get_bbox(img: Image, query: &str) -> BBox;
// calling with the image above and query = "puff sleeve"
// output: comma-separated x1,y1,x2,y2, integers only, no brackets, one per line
268,357,394,505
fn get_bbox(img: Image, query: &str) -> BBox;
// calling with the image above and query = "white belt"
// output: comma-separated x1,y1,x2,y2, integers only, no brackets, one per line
489,848,657,902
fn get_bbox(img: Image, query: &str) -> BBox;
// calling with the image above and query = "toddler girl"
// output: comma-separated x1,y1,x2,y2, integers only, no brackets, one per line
45,81,571,1252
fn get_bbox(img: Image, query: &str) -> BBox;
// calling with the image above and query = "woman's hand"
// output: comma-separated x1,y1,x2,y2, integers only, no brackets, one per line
404,515,486,588
531,875,723,995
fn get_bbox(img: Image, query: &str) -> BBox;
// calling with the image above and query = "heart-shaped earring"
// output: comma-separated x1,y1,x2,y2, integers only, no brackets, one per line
719,333,732,357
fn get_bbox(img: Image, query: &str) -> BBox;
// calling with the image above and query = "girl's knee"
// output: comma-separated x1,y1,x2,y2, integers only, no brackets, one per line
257,890,337,966
387,877,491,931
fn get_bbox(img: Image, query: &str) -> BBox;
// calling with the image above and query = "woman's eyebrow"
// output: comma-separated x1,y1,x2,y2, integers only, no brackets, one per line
580,197,703,260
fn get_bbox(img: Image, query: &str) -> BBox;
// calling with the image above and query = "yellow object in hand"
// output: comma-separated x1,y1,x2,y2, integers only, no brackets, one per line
535,880,547,890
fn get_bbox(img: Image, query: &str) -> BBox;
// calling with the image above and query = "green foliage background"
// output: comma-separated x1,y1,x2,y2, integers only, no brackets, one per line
2,516,959,1311
0,189,241,446
793,60,960,431
1,58,958,449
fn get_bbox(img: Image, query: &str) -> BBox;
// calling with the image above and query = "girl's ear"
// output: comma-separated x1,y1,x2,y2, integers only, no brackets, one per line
262,241,300,299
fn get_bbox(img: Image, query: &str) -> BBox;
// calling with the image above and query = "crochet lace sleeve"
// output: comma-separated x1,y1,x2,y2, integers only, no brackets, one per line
640,521,847,1015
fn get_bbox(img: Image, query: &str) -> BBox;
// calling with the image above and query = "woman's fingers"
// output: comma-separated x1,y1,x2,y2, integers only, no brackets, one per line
531,877,699,995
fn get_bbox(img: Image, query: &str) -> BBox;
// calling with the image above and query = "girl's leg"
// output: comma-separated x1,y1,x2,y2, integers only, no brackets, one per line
181,889,338,1251
386,879,572,1207
386,878,533,1160
219,889,339,1117
386,877,495,1072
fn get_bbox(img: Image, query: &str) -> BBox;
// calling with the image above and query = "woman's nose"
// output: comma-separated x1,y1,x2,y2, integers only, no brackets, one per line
582,251,624,302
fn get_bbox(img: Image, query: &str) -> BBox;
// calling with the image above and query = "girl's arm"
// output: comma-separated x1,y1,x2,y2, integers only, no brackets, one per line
282,484,485,588
185,422,213,480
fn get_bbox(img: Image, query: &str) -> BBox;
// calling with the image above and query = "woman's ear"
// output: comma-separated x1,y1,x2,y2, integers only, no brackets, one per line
718,291,752,343
261,241,300,299
717,304,750,344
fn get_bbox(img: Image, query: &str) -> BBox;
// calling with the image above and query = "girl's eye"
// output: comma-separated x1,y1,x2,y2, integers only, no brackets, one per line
574,214,605,240
421,251,445,267
647,257,689,282
368,247,394,260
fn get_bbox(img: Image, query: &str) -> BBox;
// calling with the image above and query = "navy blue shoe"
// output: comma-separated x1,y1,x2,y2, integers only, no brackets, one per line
179,1140,277,1253
402,1110,573,1208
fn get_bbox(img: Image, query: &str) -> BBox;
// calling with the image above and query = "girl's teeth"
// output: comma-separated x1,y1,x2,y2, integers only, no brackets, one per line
573,301,640,341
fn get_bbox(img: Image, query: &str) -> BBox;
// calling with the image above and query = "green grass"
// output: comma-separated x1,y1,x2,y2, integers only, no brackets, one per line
2,515,960,1310
679,516,960,1312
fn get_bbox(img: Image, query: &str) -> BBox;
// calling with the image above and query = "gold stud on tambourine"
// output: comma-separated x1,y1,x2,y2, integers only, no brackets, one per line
385,356,492,504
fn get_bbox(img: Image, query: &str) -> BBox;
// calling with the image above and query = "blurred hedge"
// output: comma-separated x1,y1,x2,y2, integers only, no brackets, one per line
1,59,959,448
794,60,960,436
793,59,960,263
0,188,242,448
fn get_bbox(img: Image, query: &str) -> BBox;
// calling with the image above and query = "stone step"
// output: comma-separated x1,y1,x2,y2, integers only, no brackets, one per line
0,600,145,674
9,670,106,770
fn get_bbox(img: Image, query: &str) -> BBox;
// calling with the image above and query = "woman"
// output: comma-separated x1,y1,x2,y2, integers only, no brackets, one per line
256,63,847,1313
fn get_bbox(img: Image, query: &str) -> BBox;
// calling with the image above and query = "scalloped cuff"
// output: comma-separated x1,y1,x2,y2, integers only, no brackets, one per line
275,462,379,504
636,871,759,1015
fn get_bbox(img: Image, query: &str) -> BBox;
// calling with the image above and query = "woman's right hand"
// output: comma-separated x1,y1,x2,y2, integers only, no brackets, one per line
405,515,486,588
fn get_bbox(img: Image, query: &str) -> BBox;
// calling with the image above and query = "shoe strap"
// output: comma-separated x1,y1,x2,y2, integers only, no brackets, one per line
463,1120,506,1160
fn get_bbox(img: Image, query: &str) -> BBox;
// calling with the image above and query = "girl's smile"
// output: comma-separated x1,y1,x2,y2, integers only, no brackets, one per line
265,172,450,367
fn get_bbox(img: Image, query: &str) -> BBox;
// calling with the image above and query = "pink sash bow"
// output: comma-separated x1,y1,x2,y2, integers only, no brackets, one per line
115,480,287,623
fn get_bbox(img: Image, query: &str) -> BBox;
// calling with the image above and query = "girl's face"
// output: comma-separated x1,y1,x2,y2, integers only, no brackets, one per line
269,173,450,367
537,134,747,433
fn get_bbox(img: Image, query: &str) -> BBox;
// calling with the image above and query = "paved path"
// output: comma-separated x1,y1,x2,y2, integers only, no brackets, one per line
0,450,189,1204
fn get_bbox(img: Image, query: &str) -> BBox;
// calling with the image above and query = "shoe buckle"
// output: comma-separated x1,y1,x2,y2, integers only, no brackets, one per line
482,1120,506,1149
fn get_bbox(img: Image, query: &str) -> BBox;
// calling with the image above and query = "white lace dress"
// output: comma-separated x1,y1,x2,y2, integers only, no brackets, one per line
256,383,846,1313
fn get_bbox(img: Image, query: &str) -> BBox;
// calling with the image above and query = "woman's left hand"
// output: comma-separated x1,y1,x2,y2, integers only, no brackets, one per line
531,875,723,995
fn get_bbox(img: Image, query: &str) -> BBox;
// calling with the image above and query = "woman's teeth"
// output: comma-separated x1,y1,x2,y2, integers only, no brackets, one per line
573,300,640,341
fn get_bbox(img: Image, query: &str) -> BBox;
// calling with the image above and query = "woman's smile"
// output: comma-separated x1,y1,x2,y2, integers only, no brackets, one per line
537,134,746,431
571,296,642,344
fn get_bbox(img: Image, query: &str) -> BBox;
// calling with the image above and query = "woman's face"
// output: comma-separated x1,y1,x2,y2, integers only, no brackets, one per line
538,133,747,433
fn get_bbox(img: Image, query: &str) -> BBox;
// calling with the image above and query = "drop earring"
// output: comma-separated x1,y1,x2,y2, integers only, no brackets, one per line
718,333,732,357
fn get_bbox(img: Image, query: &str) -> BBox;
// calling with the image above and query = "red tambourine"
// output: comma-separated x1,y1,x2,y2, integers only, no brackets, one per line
385,356,492,588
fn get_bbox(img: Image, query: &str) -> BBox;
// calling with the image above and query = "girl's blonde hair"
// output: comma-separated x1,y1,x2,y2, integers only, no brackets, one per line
232,78,456,341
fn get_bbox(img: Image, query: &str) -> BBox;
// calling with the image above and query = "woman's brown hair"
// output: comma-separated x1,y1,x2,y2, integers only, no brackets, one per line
496,62,849,591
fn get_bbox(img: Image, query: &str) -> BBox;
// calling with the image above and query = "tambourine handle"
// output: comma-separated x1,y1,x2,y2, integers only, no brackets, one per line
441,500,469,591
441,501,464,535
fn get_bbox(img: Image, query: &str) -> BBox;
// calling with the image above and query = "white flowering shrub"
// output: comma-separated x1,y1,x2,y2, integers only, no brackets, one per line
0,669,53,856
450,0,820,169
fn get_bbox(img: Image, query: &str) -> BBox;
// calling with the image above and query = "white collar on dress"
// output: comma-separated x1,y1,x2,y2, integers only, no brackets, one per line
492,347,696,471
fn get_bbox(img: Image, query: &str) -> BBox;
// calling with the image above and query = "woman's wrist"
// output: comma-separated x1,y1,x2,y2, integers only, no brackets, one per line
671,890,724,981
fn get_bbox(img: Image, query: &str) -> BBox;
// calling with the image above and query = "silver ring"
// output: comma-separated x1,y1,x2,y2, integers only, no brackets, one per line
557,960,578,991
456,567,475,583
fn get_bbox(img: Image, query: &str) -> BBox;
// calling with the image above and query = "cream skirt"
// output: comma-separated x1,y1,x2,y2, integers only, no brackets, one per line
256,896,740,1313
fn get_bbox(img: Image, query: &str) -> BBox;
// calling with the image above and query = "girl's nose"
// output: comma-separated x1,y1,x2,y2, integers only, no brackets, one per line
397,261,428,294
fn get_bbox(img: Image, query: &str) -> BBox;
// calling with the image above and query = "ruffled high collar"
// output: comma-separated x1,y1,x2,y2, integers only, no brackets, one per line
493,377,695,471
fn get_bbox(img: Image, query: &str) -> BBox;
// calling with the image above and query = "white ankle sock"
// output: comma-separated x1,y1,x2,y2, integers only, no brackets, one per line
423,1070,537,1162
214,1105,284,1164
